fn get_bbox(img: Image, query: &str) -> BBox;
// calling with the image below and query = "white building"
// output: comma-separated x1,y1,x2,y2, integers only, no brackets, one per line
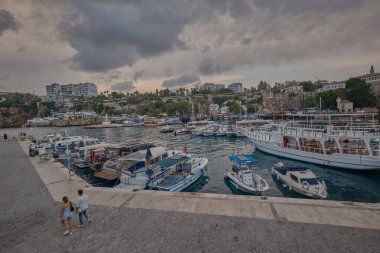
215,84,225,90
284,85,303,92
46,83,61,97
336,97,353,113
209,104,220,115
317,82,346,93
46,82,98,98
200,83,226,91
357,66,380,84
220,106,229,115
284,80,301,86
228,83,243,93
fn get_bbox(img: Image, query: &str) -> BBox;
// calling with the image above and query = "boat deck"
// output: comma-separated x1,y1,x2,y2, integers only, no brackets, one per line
94,171,119,180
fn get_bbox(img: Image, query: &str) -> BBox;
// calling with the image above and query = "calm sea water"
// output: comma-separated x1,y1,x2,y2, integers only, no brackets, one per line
4,125,380,203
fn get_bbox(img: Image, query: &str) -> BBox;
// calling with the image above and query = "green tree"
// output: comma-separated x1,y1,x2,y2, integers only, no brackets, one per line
247,104,257,113
300,81,315,92
346,78,376,108
212,96,228,106
227,101,241,113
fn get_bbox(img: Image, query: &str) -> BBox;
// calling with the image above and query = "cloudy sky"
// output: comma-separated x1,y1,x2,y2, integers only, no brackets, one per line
0,0,379,94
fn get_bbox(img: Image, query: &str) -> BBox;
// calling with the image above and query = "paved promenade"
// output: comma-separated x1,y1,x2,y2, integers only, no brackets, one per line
1,139,380,252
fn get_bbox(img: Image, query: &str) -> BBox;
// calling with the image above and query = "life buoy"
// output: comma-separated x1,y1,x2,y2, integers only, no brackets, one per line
302,181,310,190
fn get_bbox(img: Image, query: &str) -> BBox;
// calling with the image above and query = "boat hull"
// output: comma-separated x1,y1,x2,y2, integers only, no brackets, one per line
250,139,380,170
224,171,269,194
271,169,326,199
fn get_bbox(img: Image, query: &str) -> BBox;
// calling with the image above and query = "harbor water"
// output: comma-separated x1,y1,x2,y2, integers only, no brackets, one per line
4,125,380,203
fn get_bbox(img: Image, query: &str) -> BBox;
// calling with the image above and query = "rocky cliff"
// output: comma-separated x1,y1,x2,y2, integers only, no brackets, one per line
0,107,31,128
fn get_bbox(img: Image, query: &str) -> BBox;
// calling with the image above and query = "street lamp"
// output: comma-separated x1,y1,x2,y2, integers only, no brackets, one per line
64,148,72,181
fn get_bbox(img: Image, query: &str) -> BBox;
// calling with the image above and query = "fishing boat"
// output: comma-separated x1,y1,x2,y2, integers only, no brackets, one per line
115,149,184,190
244,122,380,170
224,155,269,194
96,146,167,181
271,162,327,199
146,153,208,192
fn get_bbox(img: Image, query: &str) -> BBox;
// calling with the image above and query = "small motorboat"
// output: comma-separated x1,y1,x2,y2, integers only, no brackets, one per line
160,125,175,133
146,154,208,192
224,155,269,194
271,162,327,199
174,128,190,135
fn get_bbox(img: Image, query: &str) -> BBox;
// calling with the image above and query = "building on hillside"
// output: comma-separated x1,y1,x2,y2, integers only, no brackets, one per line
46,83,61,97
284,85,303,92
209,104,220,115
200,83,225,91
284,80,301,86
317,82,346,93
356,66,380,106
228,83,243,93
357,66,380,84
220,106,229,115
215,84,225,90
45,83,97,99
336,97,353,113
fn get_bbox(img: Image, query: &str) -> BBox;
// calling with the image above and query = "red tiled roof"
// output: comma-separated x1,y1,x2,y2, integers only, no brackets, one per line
356,73,380,78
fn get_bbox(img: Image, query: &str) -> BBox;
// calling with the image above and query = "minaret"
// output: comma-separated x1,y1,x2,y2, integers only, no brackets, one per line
370,65,374,74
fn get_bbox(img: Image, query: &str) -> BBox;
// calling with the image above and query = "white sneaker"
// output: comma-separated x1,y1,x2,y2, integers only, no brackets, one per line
63,231,70,236
77,224,84,228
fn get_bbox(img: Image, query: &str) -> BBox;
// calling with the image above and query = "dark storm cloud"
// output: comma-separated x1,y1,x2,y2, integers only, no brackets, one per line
58,0,197,72
240,38,252,45
198,58,231,75
162,74,200,88
202,45,211,53
111,81,135,91
133,70,145,82
0,10,20,35
16,44,26,53
30,0,380,79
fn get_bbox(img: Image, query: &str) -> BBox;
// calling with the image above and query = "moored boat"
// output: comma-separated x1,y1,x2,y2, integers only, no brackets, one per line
271,162,327,199
146,154,208,192
245,123,380,170
224,155,269,194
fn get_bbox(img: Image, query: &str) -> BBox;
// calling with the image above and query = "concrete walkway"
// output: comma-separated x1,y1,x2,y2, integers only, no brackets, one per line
1,139,380,252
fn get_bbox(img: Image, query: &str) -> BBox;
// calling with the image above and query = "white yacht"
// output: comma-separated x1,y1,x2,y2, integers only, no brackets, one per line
271,162,327,199
244,123,380,170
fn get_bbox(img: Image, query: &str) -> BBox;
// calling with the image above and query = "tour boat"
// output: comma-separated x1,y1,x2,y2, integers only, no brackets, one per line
224,155,269,194
271,162,327,199
146,154,208,192
244,123,380,170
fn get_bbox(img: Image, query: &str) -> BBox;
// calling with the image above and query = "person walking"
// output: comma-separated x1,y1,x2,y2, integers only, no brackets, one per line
60,196,74,236
3,133,7,140
76,189,91,227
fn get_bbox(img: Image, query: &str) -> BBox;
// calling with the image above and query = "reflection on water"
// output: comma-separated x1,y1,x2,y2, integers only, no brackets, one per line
4,125,380,203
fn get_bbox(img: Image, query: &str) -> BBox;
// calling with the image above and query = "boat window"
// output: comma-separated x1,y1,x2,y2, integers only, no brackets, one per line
290,174,299,183
301,178,319,185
